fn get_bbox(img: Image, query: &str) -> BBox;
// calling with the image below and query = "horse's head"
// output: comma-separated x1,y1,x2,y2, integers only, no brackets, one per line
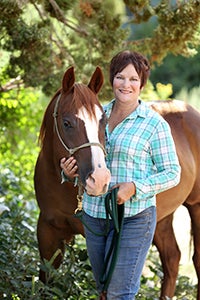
55,66,111,196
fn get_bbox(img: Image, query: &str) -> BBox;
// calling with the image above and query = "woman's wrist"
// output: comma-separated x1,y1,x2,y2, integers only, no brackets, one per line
61,170,75,184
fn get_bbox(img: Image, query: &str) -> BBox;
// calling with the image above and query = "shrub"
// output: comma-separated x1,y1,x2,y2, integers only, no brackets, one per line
0,169,197,299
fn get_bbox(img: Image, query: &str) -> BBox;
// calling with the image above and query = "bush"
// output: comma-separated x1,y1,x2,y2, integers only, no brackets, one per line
0,156,197,299
137,247,197,299
0,203,98,300
0,168,97,299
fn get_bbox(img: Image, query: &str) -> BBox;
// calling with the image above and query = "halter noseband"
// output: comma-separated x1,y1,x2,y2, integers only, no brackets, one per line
53,93,106,156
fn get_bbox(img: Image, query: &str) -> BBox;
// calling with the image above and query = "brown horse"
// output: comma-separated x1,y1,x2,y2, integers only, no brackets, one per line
151,100,200,300
35,66,200,298
34,66,111,282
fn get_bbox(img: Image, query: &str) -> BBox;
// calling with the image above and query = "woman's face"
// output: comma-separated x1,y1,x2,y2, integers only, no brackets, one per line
112,63,142,104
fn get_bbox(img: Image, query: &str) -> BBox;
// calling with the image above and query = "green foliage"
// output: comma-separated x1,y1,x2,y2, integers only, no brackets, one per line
0,0,200,96
0,87,45,204
176,85,200,111
0,0,127,97
151,0,200,62
0,183,97,299
150,49,200,96
141,81,173,101
0,196,197,299
136,247,197,299
124,0,200,63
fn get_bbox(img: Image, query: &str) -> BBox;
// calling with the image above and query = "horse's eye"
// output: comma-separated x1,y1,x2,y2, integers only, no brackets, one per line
63,120,72,128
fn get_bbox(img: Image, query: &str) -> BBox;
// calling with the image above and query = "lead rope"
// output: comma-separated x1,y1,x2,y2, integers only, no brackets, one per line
74,178,84,214
100,188,124,293
74,188,124,295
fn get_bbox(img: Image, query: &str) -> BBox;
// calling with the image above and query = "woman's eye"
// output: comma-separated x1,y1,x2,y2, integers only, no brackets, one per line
116,75,123,80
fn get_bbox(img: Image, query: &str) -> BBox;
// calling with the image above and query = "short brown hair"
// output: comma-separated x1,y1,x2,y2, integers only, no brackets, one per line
109,50,150,88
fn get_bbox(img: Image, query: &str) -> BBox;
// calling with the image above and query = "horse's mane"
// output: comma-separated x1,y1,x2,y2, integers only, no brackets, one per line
37,89,60,147
38,83,100,147
69,83,99,118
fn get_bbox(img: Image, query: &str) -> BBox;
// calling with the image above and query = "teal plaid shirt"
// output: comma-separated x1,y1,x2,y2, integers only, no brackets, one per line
82,100,181,218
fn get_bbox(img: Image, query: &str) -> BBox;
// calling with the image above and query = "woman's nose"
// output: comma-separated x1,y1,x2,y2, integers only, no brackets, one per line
122,78,130,87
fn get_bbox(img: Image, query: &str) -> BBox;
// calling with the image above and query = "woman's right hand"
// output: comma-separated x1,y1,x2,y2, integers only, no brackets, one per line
60,157,78,179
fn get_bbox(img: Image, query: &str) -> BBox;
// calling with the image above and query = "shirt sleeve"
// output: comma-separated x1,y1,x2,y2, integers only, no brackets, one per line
61,170,75,184
133,119,181,201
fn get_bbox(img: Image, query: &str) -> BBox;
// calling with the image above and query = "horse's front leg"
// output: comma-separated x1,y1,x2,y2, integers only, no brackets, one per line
37,212,74,283
153,213,181,299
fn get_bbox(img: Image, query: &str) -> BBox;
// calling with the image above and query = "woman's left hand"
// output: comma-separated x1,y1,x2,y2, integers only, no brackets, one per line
112,182,136,205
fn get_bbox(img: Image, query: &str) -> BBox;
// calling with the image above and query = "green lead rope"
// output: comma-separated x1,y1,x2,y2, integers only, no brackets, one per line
100,188,124,292
74,188,125,293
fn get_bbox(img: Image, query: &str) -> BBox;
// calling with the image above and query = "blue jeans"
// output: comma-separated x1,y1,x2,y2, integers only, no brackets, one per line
83,206,156,300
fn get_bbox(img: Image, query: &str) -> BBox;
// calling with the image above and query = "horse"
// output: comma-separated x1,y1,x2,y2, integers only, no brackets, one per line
151,100,200,300
34,66,200,299
34,66,111,282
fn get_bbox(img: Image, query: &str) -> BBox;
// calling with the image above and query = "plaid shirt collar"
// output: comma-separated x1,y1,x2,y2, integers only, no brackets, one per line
104,99,147,120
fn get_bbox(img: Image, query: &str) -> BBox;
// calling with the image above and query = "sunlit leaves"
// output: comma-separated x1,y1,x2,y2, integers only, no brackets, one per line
0,87,45,203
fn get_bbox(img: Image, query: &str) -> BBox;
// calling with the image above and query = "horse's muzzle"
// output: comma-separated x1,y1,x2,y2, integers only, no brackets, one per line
85,168,111,196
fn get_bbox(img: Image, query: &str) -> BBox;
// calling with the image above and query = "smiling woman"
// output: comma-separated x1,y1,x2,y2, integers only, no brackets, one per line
61,50,181,300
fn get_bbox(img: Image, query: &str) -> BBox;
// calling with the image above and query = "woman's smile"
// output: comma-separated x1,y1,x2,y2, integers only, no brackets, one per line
113,63,141,104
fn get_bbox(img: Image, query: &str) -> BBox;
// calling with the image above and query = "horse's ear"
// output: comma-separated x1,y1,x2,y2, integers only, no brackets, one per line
62,67,75,92
88,66,104,94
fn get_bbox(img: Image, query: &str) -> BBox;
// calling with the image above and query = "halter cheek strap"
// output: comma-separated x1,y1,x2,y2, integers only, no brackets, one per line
53,93,106,156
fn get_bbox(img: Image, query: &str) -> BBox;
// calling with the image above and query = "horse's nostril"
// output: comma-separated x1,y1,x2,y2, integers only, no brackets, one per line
102,184,108,194
87,172,95,183
90,174,95,183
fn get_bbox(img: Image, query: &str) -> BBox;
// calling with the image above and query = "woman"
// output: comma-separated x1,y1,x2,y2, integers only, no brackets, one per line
60,50,181,299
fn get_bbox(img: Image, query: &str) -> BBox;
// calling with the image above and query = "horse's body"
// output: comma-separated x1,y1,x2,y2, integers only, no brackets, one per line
34,67,111,282
34,66,200,299
151,100,200,299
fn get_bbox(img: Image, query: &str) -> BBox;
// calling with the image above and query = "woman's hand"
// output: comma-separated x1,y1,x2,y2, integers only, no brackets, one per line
112,182,136,205
60,157,78,179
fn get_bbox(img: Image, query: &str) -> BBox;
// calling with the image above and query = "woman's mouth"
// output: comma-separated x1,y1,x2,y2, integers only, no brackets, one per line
119,89,132,94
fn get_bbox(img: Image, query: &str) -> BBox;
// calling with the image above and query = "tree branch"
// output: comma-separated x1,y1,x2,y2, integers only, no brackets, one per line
48,0,88,37
0,77,24,93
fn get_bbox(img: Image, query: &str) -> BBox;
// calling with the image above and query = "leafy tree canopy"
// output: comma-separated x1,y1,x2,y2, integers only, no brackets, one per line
0,0,200,97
